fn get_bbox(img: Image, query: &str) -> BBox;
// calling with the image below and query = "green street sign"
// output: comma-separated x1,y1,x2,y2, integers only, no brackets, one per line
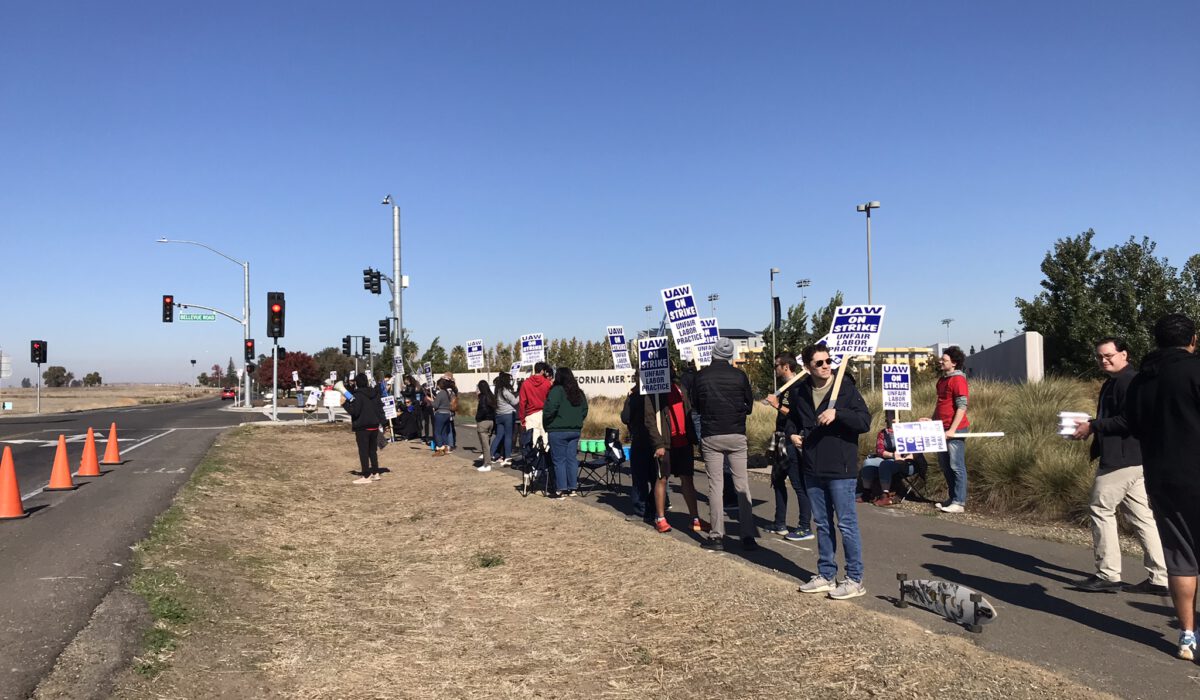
179,313,217,322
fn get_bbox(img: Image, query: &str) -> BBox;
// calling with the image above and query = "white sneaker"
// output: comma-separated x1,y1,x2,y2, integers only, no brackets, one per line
828,579,866,600
370,474,381,481
798,575,836,594
352,477,373,485
476,465,492,472
937,503,965,514
1180,630,1197,661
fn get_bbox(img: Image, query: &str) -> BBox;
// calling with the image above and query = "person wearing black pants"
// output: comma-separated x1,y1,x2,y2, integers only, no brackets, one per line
344,373,386,485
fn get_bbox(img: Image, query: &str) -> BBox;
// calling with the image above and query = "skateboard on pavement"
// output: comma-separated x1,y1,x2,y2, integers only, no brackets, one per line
896,573,997,632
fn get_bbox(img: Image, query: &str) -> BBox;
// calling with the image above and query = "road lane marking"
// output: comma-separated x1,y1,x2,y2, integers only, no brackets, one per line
20,429,177,501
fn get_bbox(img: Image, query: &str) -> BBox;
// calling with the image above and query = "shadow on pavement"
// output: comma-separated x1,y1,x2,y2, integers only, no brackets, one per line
922,562,1171,653
924,532,1088,584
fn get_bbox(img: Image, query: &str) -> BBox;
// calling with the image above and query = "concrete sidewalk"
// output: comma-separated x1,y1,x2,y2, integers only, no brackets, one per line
449,420,1198,700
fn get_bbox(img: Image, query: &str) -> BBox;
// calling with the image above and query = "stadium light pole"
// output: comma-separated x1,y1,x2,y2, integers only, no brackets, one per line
381,195,405,376
770,267,780,392
941,318,955,345
157,238,251,406
707,293,719,315
795,278,811,301
856,201,880,304
644,305,653,338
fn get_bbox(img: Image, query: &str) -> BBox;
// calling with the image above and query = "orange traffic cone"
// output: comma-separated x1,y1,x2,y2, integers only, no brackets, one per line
77,427,103,477
46,435,78,491
0,446,29,520
100,422,125,465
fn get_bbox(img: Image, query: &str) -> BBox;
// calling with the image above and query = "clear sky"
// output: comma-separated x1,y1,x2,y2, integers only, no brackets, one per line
1,1,1196,384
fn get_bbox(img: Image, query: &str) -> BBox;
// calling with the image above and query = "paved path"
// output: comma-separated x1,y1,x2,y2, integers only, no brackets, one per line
0,399,268,700
451,420,1200,699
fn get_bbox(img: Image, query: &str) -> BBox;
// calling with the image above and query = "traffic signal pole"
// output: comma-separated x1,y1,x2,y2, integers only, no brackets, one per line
272,340,278,422
392,202,403,376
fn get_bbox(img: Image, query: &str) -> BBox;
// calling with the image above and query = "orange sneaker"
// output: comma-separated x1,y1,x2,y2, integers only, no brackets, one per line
654,518,672,533
692,517,709,533
873,492,895,507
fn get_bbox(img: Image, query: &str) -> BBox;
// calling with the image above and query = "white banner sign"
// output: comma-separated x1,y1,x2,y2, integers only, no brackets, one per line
826,305,886,357
882,363,912,411
466,339,485,370
894,421,948,454
637,337,671,395
291,370,300,385
381,395,398,419
393,355,404,376
696,317,719,367
520,333,545,365
509,362,523,376
422,362,433,388
661,283,705,348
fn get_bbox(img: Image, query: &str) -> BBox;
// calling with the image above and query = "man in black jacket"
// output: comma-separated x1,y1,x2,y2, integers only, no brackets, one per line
344,373,387,485
1069,337,1167,594
787,344,872,600
692,338,757,551
1126,314,1200,661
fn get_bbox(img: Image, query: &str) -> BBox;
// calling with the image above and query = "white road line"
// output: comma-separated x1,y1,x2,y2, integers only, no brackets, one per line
20,429,177,501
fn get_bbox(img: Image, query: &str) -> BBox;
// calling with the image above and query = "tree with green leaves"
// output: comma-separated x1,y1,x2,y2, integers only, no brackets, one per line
226,358,236,386
42,366,73,388
312,346,356,381
449,345,467,373
83,372,102,387
420,337,448,373
1016,231,1199,376
749,291,844,395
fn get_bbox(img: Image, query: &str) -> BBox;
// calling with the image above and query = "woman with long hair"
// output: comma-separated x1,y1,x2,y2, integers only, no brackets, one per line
431,378,455,456
542,366,588,497
490,372,519,465
474,380,497,471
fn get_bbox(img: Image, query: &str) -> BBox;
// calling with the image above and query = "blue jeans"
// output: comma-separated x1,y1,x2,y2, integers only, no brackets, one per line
861,457,916,491
490,413,515,458
806,476,864,582
938,430,968,505
433,412,453,448
772,444,811,531
549,431,580,492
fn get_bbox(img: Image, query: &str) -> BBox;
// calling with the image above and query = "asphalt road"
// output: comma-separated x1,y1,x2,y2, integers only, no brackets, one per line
0,398,267,700
452,420,1200,699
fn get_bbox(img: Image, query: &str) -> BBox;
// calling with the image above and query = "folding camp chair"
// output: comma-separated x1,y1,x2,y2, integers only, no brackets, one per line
577,428,626,495
895,454,931,503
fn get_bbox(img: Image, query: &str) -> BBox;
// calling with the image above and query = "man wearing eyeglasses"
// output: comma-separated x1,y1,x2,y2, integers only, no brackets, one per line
1069,337,1167,595
787,344,872,600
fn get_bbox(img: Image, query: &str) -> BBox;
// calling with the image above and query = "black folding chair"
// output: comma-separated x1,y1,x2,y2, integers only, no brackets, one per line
577,428,626,494
895,454,931,503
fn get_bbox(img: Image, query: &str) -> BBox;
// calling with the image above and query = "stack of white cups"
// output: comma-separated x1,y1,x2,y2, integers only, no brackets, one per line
1058,411,1090,438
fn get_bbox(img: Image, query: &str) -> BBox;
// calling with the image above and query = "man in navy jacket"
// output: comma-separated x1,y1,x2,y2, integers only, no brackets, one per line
786,344,872,600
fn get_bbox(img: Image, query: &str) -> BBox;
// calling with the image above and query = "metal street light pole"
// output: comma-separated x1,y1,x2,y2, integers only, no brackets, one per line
382,195,404,376
770,267,780,392
157,238,251,407
855,202,880,304
994,329,1005,345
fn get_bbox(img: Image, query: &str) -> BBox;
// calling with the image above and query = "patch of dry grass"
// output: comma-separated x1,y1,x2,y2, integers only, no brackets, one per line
0,384,214,414
111,425,1113,700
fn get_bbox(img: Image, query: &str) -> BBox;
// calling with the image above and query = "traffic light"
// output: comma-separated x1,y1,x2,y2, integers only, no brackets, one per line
277,347,288,361
342,335,352,356
162,294,174,323
362,268,373,290
378,319,390,344
244,339,256,363
247,362,256,374
266,292,285,338
30,340,47,364
370,271,382,294
362,338,371,356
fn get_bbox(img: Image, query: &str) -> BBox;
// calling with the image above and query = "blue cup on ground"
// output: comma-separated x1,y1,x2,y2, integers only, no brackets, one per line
623,446,631,460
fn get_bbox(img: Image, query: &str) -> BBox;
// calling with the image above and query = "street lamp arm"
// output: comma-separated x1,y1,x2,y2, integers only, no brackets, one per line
173,302,247,326
157,238,247,267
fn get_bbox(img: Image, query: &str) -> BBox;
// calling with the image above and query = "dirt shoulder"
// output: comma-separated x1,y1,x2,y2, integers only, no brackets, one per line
103,425,1113,699
0,384,215,415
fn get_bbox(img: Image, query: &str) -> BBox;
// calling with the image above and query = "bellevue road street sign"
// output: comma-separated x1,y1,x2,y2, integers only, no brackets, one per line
179,312,217,322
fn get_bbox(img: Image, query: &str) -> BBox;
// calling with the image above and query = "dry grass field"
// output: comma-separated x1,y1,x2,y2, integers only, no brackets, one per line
100,424,1113,700
0,384,214,415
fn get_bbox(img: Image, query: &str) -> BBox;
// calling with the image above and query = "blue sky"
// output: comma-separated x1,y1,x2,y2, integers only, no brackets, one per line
1,1,1196,383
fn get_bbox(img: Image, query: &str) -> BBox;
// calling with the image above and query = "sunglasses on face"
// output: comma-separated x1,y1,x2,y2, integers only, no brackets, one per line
811,359,833,368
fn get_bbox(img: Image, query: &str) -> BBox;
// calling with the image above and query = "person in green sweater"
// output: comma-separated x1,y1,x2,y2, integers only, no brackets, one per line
543,367,589,497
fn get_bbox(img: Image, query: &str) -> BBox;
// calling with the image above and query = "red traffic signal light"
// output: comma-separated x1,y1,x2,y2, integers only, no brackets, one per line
266,292,285,338
30,340,47,364
162,294,174,323
244,339,256,362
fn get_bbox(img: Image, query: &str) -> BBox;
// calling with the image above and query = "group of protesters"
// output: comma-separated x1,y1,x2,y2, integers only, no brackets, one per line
338,311,1200,661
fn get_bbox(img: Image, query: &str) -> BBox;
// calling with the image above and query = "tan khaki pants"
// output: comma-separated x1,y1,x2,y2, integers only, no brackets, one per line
1089,465,1167,585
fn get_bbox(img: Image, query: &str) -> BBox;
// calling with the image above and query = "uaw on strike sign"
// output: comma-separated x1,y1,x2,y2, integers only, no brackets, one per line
607,325,632,370
466,339,485,370
661,284,705,349
825,305,886,358
882,363,911,411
